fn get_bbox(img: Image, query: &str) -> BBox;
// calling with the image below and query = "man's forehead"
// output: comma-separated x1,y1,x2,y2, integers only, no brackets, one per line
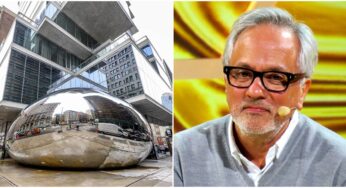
235,24,297,44
231,62,290,72
229,24,300,72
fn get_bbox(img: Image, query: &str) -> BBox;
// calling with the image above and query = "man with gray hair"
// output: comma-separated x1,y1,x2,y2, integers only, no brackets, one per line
174,7,346,186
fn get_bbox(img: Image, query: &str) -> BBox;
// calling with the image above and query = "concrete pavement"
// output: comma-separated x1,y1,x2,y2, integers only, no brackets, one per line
0,156,172,186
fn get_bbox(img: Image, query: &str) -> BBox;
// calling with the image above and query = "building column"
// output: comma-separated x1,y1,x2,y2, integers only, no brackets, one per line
145,115,158,160
2,121,10,159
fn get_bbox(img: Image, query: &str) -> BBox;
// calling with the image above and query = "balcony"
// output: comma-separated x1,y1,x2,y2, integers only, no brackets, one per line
126,95,172,124
38,18,92,60
30,1,137,60
61,2,138,44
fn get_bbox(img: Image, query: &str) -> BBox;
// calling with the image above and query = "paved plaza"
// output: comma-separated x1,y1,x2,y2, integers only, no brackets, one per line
0,156,172,186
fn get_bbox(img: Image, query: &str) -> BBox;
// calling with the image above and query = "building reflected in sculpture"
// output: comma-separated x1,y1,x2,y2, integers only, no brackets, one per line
6,88,152,169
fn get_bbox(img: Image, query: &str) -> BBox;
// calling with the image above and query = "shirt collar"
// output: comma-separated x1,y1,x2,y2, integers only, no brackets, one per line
228,110,299,163
275,110,299,157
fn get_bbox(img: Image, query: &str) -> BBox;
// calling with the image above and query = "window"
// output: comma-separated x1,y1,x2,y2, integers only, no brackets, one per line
141,45,153,58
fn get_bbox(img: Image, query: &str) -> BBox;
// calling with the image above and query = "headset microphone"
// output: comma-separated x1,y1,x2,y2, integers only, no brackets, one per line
278,106,296,117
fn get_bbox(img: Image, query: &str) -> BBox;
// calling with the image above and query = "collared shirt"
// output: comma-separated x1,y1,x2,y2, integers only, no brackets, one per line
227,110,299,186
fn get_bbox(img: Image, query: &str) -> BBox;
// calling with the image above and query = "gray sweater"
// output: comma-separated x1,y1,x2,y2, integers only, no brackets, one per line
174,113,346,186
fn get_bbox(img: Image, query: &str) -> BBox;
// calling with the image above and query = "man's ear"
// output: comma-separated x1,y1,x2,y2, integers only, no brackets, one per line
297,79,311,110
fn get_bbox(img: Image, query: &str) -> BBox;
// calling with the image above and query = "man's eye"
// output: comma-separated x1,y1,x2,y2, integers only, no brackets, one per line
265,73,288,84
239,71,251,77
268,74,284,80
233,70,251,78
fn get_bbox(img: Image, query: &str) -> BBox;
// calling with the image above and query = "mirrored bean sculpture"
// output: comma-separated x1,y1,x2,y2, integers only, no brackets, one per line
6,88,153,169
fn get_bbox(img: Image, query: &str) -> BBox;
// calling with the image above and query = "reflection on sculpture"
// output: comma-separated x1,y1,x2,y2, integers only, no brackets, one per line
6,88,152,169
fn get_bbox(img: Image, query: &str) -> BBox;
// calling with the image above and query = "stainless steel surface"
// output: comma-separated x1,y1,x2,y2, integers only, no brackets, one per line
6,88,152,169
0,157,172,186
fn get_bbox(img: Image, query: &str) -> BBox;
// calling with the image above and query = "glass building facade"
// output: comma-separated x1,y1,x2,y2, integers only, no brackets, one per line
13,22,82,71
3,49,63,104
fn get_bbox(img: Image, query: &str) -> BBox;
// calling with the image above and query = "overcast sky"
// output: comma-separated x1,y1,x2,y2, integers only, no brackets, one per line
0,1,173,70
131,1,173,70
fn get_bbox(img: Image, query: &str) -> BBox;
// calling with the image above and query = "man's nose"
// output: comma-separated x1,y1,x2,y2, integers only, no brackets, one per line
245,77,266,99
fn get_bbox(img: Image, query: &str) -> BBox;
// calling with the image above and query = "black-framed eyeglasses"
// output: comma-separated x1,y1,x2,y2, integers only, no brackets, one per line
223,66,306,92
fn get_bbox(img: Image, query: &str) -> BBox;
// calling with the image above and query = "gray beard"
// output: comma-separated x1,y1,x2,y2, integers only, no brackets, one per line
232,112,286,137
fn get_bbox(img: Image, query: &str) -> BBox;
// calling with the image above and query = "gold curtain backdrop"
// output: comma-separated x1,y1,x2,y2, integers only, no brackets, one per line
174,1,346,138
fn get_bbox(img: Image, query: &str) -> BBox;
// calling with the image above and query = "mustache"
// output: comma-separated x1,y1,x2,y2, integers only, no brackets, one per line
240,101,273,112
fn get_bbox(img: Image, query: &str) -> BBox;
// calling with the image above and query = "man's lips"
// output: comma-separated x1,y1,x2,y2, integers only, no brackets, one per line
242,105,270,113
